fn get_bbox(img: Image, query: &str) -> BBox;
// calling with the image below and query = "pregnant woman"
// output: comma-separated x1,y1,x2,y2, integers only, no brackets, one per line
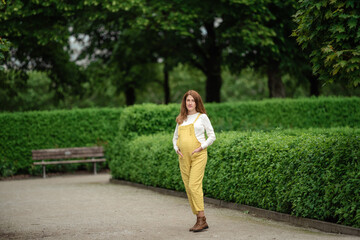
172,90,216,232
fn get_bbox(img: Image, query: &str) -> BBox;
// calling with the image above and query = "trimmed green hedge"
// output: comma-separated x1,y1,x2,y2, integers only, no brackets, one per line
109,128,360,228
0,108,122,177
118,97,360,139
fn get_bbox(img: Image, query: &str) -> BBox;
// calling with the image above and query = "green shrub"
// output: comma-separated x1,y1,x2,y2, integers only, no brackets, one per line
109,133,184,190
0,108,122,177
118,97,360,139
109,128,360,228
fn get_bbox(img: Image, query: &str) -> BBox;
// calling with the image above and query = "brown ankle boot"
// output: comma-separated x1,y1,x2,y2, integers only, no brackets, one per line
189,217,199,231
192,216,209,232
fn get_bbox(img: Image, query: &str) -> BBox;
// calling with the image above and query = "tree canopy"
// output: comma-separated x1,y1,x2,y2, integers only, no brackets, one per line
293,0,360,87
137,0,278,102
1,0,359,111
0,0,86,102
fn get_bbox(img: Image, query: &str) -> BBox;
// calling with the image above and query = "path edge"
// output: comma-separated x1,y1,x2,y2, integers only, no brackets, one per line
109,178,360,237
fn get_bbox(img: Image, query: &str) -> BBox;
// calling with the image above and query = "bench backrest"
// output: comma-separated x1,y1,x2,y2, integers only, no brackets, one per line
32,147,104,160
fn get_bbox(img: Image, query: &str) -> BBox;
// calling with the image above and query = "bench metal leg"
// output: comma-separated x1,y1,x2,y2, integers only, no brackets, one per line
43,165,46,178
93,162,97,175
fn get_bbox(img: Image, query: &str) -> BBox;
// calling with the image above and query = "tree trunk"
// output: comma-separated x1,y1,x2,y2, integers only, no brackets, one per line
205,69,222,103
267,62,286,98
204,21,222,103
307,72,320,96
163,61,170,104
125,85,135,105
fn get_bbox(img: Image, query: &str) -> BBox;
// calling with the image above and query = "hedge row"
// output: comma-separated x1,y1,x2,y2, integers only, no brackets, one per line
118,97,360,139
0,108,122,177
2,96,360,178
109,128,360,228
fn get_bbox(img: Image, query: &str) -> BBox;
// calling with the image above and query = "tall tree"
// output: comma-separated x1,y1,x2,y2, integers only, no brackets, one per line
71,2,160,105
0,0,87,103
109,29,162,105
226,0,317,98
139,0,276,102
293,0,360,87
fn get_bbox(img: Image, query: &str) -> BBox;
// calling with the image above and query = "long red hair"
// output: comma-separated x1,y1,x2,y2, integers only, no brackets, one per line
176,90,206,124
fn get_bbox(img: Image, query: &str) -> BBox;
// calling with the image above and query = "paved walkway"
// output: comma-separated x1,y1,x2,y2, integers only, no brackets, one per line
0,174,359,240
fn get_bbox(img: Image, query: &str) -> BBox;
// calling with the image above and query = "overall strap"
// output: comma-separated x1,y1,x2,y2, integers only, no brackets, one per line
193,113,201,124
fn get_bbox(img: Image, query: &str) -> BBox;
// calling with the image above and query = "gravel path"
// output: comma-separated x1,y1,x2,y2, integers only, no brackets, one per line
0,174,359,240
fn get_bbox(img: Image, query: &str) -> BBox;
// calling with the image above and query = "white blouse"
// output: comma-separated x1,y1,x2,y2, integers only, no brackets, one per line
172,112,216,152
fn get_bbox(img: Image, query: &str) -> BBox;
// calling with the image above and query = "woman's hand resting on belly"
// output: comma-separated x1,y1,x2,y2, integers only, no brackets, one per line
191,147,203,155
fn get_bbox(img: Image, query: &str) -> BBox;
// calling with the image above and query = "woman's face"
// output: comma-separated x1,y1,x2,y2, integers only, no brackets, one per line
186,95,196,113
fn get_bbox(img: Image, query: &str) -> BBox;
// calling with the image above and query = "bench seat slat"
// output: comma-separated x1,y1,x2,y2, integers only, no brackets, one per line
32,147,104,160
33,158,106,165
32,146,103,153
32,153,104,160
32,147,103,154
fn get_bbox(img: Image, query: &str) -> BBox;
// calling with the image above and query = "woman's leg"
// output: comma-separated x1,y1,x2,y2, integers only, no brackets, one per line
188,151,207,214
188,152,209,232
179,154,198,214
197,211,205,217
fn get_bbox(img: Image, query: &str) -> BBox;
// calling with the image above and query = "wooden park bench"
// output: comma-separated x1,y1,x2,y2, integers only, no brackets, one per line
32,146,106,178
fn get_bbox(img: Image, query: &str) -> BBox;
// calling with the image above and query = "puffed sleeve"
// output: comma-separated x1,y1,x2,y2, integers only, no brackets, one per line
172,123,179,153
201,114,216,149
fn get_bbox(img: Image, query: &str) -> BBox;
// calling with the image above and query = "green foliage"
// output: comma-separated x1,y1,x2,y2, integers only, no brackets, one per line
0,0,88,104
0,156,16,177
109,134,183,190
221,68,269,101
140,0,280,101
72,1,157,105
0,108,122,177
109,129,360,228
169,64,206,103
77,60,127,108
118,97,360,139
0,70,56,112
118,103,179,139
2,65,359,112
293,0,360,87
1,0,76,46
0,37,11,68
110,96,360,227
72,0,292,102
0,68,127,112
227,1,310,85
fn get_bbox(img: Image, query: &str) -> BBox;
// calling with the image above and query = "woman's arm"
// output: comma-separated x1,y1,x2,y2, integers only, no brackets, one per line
201,115,216,149
172,123,179,152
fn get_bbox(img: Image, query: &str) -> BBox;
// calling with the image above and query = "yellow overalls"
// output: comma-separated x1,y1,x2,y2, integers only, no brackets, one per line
177,113,207,215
